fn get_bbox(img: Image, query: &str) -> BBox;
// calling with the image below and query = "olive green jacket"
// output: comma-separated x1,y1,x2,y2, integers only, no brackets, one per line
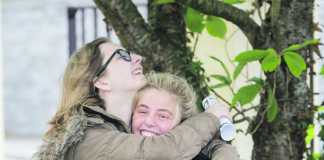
33,105,239,160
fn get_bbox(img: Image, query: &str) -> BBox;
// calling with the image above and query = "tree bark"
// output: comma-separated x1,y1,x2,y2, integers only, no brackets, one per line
147,0,210,103
251,1,314,160
94,0,209,104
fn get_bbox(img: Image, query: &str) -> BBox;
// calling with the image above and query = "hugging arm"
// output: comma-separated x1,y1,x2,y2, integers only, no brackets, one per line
75,113,220,160
199,138,240,160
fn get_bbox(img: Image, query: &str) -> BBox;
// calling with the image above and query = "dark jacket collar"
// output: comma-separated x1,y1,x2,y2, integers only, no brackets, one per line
83,105,131,133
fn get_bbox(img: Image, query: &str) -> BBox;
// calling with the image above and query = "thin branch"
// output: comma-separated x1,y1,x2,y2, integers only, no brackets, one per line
224,29,238,69
254,0,264,25
192,33,200,54
176,0,262,47
233,105,258,120
209,88,252,123
249,107,267,134
233,117,251,124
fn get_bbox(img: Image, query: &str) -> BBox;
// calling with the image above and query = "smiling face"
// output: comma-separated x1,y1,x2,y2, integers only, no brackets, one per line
94,42,146,92
131,88,182,137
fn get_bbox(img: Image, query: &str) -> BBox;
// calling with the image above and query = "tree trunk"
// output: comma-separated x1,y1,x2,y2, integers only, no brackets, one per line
94,0,210,104
251,1,314,159
147,0,210,104
94,0,316,159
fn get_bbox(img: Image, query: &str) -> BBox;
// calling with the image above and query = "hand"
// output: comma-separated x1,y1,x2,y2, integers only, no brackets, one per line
203,96,231,121
203,96,236,141
205,103,231,120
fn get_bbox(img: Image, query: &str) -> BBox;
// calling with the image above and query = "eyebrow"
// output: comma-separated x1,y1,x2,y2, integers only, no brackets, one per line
137,104,173,115
157,109,173,115
137,104,149,109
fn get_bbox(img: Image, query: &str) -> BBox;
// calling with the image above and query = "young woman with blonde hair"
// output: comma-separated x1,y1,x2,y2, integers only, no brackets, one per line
33,37,231,160
132,72,239,160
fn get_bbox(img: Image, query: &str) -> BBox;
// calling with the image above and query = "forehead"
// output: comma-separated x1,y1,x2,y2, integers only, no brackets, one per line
137,88,178,111
98,42,124,58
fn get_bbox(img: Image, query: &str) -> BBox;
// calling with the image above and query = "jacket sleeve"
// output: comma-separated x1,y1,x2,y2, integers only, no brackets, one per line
75,112,219,160
202,138,240,160
211,143,240,160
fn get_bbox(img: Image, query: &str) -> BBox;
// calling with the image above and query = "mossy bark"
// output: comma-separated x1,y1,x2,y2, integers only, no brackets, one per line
147,1,209,103
251,1,314,159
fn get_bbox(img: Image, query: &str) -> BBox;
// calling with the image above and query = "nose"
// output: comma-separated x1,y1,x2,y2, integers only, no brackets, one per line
143,114,156,128
131,53,143,64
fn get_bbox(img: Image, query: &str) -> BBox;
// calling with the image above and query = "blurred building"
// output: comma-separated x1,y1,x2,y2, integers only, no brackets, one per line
1,0,324,160
2,0,148,136
2,0,146,159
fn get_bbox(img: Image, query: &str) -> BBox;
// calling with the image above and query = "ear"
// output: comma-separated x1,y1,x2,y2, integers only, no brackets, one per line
94,78,111,91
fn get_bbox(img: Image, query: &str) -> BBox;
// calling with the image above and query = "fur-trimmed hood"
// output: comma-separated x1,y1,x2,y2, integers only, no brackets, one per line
32,111,88,160
31,105,129,160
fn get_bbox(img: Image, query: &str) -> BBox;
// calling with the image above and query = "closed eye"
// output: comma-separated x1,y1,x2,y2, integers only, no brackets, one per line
158,113,171,120
136,108,148,115
138,111,148,114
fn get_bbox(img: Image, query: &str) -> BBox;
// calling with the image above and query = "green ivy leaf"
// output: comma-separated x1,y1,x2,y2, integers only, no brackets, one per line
266,89,278,122
318,106,324,112
303,39,320,46
205,16,227,39
234,49,268,63
305,124,315,145
210,83,228,89
283,44,303,53
283,52,306,78
247,77,264,86
223,0,245,4
185,7,205,33
233,62,246,80
261,48,281,72
210,74,231,85
232,84,262,106
283,39,320,52
320,65,324,76
312,152,321,160
154,0,175,4
210,56,231,80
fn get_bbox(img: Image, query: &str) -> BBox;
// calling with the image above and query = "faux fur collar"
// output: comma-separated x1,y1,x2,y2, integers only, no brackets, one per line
32,112,88,160
32,105,130,160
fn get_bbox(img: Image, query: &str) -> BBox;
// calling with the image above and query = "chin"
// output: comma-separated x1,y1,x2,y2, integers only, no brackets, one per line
136,77,147,88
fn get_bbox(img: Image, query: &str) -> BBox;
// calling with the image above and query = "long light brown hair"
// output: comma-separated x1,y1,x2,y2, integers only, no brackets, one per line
45,37,110,138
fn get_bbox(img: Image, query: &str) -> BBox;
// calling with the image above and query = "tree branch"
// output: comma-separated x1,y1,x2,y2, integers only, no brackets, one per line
176,0,263,47
209,88,252,123
93,0,159,60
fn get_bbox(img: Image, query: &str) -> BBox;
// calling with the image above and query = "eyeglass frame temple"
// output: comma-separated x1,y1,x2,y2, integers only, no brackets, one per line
93,50,119,81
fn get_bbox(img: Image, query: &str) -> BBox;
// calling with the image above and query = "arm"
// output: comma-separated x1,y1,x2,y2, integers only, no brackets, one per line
200,96,240,160
75,112,220,160
201,138,240,160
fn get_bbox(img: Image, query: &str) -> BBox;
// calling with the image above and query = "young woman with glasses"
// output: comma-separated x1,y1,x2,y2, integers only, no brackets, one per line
32,37,231,160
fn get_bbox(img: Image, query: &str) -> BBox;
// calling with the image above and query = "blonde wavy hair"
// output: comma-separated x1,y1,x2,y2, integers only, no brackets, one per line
45,37,110,138
133,72,199,121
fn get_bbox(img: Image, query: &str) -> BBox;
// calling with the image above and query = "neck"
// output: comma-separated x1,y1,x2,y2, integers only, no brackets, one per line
101,90,135,126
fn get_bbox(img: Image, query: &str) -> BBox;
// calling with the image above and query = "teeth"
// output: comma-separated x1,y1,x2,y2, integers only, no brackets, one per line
133,68,142,75
140,130,157,137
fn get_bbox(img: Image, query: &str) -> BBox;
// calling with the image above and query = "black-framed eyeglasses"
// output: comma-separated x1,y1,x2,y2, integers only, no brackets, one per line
94,49,132,80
